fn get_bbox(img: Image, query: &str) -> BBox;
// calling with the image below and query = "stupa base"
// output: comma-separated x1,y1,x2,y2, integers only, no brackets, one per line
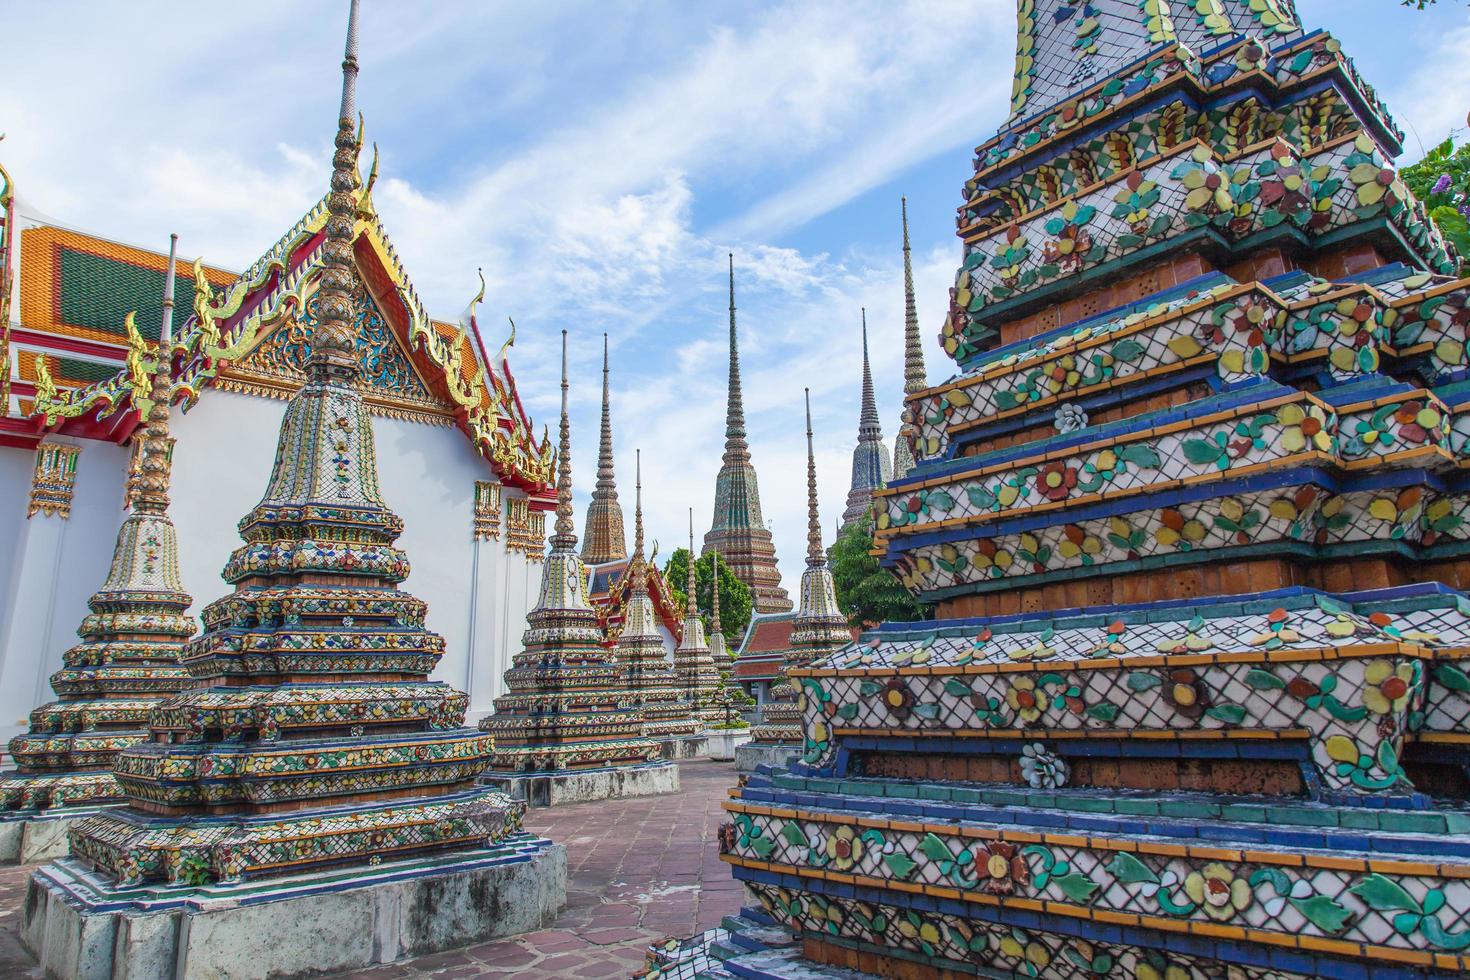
656,733,709,760
705,728,752,761
479,760,679,807
21,833,565,980
734,740,798,772
0,804,120,864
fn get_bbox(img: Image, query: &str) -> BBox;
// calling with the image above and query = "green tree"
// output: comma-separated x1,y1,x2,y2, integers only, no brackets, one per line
1401,136,1470,268
828,514,931,628
663,547,752,646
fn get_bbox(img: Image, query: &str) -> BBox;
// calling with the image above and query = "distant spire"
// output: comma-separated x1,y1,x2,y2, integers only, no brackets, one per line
583,332,628,562
630,449,647,595
131,234,180,517
893,196,927,480
724,253,749,463
805,388,823,567
709,543,723,634
311,0,364,367
858,308,881,440
685,509,699,618
549,330,577,551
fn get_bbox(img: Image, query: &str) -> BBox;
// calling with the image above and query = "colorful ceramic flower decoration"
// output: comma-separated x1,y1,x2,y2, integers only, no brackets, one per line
1362,661,1414,715
1019,742,1068,789
973,841,1030,896
1183,864,1252,921
1006,676,1050,724
824,825,863,872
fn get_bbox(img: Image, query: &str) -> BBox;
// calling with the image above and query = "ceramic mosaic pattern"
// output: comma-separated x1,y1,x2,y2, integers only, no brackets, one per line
919,283,1279,456
747,879,1305,980
733,817,1470,962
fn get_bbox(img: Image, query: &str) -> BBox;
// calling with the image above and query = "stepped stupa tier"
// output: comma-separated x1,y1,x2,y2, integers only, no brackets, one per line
673,509,723,725
892,196,928,481
741,391,851,766
581,333,628,565
619,452,704,757
479,334,672,803
24,15,565,974
840,309,892,528
0,238,193,855
703,254,792,613
707,2,1470,978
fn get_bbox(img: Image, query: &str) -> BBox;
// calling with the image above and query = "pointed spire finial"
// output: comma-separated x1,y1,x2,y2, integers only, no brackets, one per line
582,331,628,563
806,388,823,566
901,197,926,396
310,0,366,368
858,308,880,437
709,542,723,633
131,234,181,516
685,508,699,618
549,329,577,550
630,448,647,596
723,253,749,459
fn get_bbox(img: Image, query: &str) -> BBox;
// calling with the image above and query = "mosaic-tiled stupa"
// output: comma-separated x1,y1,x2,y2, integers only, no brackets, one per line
739,391,850,765
479,332,670,794
582,333,628,565
673,509,724,725
704,255,793,613
618,453,705,756
23,10,563,974
0,238,193,855
700,3,1470,978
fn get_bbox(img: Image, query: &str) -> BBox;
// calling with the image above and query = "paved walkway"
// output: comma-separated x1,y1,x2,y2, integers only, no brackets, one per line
0,760,744,980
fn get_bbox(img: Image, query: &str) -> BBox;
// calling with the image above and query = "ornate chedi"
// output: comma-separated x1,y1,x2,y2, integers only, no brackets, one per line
673,509,723,725
841,309,892,528
582,333,628,565
892,196,929,481
694,4,1470,979
479,332,669,797
704,255,792,613
619,452,705,756
740,391,850,766
0,237,193,854
707,544,732,664
23,9,562,976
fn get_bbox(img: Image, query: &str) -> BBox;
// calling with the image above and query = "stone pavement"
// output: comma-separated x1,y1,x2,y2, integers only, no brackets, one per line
0,759,744,979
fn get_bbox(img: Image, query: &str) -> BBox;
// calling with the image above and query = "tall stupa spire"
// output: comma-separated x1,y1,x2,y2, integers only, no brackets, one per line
685,508,700,618
841,308,892,528
582,333,628,563
312,0,364,367
549,330,576,551
674,507,721,722
703,254,791,612
893,196,927,479
806,389,824,566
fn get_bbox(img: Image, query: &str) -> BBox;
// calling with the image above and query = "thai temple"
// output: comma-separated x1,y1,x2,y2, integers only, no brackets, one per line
840,310,892,529
736,391,852,771
479,332,673,804
0,40,554,753
0,236,193,862
892,196,929,482
690,1,1470,978
15,5,564,976
704,255,792,614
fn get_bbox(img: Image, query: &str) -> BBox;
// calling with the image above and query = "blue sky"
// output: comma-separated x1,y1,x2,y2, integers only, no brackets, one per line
4,0,1467,591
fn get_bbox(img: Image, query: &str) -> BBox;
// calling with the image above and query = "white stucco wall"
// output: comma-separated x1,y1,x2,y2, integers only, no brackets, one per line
0,438,130,739
0,388,539,740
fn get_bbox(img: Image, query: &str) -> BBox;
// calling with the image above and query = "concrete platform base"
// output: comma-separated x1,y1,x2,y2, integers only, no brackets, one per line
21,834,565,980
658,735,708,761
0,806,119,865
734,740,799,773
479,761,679,807
706,729,752,761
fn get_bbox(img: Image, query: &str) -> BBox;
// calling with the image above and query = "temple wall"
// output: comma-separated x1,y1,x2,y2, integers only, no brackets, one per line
0,390,538,741
0,438,129,740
